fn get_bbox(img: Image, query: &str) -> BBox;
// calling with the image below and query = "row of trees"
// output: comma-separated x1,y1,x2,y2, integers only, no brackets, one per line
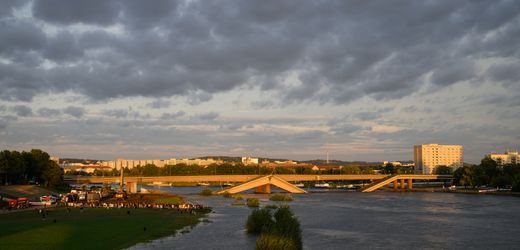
453,157,520,191
0,149,64,188
69,163,381,177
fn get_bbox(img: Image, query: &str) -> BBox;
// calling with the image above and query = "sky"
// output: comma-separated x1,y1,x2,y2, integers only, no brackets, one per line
0,0,519,163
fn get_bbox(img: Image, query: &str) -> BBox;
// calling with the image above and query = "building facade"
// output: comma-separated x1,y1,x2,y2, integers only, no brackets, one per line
489,151,519,166
101,158,222,170
414,144,464,174
241,157,259,165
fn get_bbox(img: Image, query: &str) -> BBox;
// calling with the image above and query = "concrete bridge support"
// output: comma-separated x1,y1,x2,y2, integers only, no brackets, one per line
255,184,271,194
408,179,413,190
393,180,398,191
126,182,138,193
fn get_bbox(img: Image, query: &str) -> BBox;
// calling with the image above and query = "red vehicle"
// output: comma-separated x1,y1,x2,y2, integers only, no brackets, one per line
8,198,31,209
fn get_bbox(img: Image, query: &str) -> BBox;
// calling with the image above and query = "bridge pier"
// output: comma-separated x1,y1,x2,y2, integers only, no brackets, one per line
393,180,398,191
408,179,413,190
255,184,271,194
126,182,138,193
400,179,405,189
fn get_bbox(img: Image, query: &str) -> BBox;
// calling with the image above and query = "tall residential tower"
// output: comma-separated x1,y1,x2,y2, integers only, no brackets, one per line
414,144,464,174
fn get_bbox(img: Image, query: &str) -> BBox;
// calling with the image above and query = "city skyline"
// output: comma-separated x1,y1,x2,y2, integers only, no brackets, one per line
1,1,519,163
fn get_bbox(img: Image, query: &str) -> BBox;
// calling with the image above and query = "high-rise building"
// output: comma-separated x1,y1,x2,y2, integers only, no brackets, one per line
414,144,464,174
489,151,519,166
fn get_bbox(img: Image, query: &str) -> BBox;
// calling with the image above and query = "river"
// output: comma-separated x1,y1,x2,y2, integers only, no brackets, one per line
129,187,520,249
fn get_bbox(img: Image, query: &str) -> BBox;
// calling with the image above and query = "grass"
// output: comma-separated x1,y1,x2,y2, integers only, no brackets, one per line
222,191,232,198
154,197,183,205
0,207,209,250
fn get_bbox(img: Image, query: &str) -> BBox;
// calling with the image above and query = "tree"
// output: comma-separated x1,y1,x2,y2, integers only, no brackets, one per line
434,165,452,175
383,163,396,174
479,156,499,185
0,149,65,187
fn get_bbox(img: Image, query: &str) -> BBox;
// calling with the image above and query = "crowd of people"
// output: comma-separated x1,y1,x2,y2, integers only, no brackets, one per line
59,200,206,213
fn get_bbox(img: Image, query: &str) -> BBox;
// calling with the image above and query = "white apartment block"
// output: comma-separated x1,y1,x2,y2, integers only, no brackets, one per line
414,144,464,174
102,158,221,170
242,156,259,165
489,151,519,166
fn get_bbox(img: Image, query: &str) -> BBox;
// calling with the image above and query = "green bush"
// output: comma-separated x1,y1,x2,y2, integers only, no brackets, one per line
222,191,232,198
245,206,302,250
234,195,243,200
246,208,273,234
512,174,520,192
199,188,213,196
272,207,302,250
246,198,260,207
269,193,294,201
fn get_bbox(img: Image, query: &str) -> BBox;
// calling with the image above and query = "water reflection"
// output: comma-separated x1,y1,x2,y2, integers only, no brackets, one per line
130,187,520,250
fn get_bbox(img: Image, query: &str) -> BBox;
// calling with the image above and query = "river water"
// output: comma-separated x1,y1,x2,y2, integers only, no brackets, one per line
130,187,520,250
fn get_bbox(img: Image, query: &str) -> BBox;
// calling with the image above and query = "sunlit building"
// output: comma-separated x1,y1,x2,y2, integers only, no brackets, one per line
414,144,464,174
242,156,259,165
101,157,222,170
489,151,519,166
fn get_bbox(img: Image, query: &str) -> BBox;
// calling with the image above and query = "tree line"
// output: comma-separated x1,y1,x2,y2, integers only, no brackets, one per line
453,156,520,191
70,163,380,177
0,149,64,188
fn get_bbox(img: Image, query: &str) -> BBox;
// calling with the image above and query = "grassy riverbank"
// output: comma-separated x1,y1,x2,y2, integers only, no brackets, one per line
0,207,209,250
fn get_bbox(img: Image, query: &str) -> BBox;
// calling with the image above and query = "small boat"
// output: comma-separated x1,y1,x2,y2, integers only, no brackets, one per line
222,182,234,187
293,183,305,188
147,182,172,187
314,183,331,188
197,182,210,186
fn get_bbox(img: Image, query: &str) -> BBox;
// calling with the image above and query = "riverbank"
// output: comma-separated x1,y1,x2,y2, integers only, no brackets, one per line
0,206,210,250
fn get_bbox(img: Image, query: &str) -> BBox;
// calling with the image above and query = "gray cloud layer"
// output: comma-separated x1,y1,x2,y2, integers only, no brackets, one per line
0,0,519,105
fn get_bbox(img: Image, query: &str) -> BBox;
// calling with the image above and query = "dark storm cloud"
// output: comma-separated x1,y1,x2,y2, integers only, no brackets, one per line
486,61,520,86
32,0,120,25
0,0,29,18
0,20,47,56
63,106,85,118
0,0,519,104
43,31,84,62
10,105,32,117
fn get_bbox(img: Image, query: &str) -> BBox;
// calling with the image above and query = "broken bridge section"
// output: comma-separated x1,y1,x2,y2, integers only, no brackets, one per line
216,175,307,194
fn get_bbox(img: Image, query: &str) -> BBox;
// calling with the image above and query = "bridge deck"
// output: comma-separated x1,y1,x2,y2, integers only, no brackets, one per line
64,174,391,184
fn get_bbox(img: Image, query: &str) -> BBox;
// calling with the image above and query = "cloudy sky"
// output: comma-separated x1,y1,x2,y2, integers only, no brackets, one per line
1,0,519,163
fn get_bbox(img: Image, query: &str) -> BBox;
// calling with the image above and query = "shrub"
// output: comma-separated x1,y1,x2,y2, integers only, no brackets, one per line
245,206,302,250
269,193,294,201
246,208,273,234
234,195,243,200
199,188,213,196
246,198,260,207
272,207,302,250
512,174,520,192
222,191,232,198
265,204,278,209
